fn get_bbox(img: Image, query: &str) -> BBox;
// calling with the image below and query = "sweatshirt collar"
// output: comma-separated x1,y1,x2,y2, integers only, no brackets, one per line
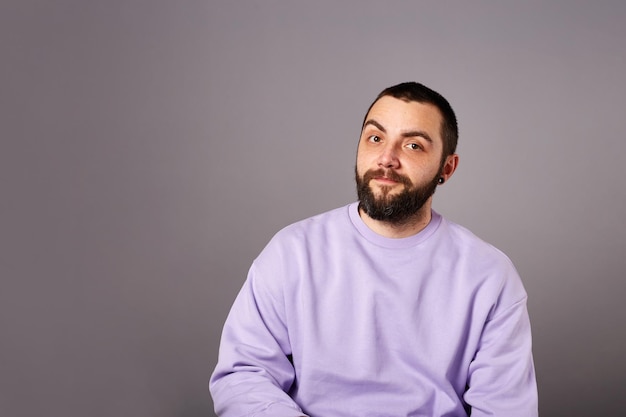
348,202,442,249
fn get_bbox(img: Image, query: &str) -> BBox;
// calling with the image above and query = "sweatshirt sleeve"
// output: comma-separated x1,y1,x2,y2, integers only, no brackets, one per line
209,262,306,417
463,267,539,417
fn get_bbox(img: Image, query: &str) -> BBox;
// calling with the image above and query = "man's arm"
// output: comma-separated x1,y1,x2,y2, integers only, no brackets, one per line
463,295,538,417
210,263,307,417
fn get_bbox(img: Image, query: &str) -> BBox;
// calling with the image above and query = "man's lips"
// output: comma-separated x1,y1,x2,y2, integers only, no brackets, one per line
372,176,400,185
362,169,410,187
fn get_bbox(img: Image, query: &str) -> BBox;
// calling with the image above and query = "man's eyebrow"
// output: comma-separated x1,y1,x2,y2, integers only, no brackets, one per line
364,119,433,143
363,119,386,133
402,130,433,143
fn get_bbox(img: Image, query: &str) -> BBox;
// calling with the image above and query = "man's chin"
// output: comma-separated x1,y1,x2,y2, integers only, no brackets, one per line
369,184,404,198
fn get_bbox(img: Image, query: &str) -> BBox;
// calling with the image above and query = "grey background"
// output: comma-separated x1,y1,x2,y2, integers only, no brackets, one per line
2,1,625,416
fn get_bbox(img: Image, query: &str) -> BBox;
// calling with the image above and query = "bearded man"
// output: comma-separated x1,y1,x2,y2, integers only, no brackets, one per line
210,82,538,417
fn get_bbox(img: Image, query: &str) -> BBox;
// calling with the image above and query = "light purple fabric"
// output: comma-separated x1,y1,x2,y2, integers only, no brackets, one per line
210,203,538,417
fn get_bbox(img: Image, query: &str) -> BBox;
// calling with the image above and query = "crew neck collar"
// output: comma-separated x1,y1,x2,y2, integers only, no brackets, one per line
348,202,442,249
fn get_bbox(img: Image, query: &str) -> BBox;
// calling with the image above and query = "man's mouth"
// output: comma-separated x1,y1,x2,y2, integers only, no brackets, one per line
373,176,399,184
361,168,411,188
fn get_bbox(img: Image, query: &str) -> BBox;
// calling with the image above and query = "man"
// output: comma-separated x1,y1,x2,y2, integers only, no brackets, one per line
210,82,538,417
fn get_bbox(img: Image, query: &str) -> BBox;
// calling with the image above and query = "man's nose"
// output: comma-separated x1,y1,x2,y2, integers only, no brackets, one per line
378,143,400,169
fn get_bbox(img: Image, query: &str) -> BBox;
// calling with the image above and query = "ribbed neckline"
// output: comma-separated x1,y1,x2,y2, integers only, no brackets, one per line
347,202,442,249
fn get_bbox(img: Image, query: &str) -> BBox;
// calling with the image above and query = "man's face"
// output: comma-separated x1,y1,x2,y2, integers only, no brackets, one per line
355,96,447,224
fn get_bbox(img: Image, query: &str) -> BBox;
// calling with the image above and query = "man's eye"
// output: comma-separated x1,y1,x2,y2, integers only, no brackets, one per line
368,135,381,143
407,143,421,150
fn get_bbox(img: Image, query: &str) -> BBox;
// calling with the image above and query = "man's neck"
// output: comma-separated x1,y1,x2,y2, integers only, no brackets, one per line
358,204,433,239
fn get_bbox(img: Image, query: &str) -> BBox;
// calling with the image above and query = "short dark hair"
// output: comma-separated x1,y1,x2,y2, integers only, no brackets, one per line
362,82,458,158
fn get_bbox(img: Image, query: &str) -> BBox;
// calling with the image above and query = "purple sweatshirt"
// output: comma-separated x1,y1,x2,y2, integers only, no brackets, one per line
210,203,538,417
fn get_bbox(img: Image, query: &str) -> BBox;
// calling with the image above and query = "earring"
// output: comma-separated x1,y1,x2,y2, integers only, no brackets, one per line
438,177,445,184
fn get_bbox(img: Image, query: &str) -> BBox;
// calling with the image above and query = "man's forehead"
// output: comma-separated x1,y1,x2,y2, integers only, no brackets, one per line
368,95,440,114
364,97,443,132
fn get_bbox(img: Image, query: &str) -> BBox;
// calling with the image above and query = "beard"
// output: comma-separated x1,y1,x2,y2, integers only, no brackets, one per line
355,167,440,225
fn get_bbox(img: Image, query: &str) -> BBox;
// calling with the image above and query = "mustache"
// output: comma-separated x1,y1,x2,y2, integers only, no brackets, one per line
362,168,413,187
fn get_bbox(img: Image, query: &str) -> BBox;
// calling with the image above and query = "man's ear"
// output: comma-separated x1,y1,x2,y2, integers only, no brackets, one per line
440,154,459,183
